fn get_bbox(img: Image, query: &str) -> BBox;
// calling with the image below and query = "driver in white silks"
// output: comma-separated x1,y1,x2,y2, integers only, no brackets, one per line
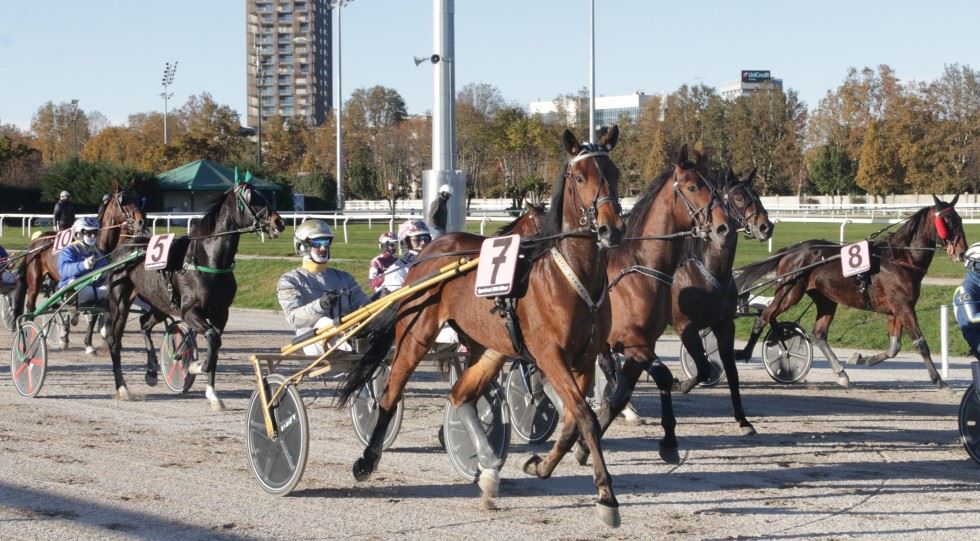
381,219,458,344
277,219,370,355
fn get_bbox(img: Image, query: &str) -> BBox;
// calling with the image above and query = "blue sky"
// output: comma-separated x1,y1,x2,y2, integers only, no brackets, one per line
1,1,978,131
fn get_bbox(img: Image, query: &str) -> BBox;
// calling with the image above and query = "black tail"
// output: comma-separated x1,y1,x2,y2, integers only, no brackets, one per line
336,303,400,407
11,253,31,318
735,251,787,292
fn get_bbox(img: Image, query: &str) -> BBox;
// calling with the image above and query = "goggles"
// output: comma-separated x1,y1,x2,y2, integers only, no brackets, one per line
308,238,332,249
81,230,98,237
411,234,432,244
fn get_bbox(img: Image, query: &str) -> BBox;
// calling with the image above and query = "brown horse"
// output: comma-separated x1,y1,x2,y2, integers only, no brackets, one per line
339,127,625,527
670,168,773,435
735,195,967,390
12,181,146,350
573,146,730,466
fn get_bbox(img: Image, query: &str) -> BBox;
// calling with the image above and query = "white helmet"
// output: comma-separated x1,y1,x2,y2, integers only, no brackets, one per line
965,242,980,270
293,219,334,256
60,190,70,200
72,217,99,235
438,184,453,196
398,219,431,251
378,231,396,251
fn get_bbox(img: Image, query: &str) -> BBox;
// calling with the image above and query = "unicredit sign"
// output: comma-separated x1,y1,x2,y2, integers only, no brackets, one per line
741,70,771,83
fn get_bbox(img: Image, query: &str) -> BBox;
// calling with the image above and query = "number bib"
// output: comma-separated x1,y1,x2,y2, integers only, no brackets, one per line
144,233,176,271
474,235,521,297
840,240,871,277
52,228,73,254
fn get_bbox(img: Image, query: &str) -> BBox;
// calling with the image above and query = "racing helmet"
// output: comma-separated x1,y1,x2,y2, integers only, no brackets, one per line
59,190,70,200
438,183,453,197
965,242,980,271
72,217,99,235
398,219,431,251
378,231,396,252
293,219,334,256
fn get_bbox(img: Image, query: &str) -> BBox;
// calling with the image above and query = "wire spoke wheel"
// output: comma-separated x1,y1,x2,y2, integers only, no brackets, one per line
678,328,726,387
762,322,813,384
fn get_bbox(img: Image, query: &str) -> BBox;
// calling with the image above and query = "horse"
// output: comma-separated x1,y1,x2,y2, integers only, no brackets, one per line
573,145,730,466
735,195,966,390
104,182,285,409
669,168,773,436
338,127,626,527
12,181,147,352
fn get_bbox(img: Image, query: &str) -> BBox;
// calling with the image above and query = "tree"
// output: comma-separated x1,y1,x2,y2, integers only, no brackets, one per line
30,101,94,165
457,83,505,198
728,85,807,195
855,121,901,200
808,143,856,202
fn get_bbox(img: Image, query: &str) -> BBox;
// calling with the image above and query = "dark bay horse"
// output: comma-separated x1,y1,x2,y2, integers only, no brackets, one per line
735,195,966,390
339,128,626,527
670,168,773,435
12,182,146,350
574,146,730,466
105,183,284,409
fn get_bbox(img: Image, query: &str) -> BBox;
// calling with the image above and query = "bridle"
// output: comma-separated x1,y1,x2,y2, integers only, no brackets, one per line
564,143,620,234
235,183,276,234
671,169,719,240
935,205,962,249
100,191,145,238
721,181,766,239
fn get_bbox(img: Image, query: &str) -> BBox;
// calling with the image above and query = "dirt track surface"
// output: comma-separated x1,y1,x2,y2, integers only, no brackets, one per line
2,308,980,540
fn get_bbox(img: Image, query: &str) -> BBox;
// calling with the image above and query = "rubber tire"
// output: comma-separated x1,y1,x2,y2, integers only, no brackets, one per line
443,381,511,482
678,328,726,387
959,384,980,464
505,362,559,444
350,363,404,450
245,374,309,496
11,321,47,398
761,322,813,384
0,293,14,331
160,322,197,393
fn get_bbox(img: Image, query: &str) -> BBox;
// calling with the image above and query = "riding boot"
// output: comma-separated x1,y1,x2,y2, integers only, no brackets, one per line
456,401,503,470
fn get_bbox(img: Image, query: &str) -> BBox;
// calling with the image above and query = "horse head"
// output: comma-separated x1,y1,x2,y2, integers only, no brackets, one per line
671,145,728,243
232,183,286,239
722,167,773,241
932,194,967,261
561,125,624,248
98,180,148,253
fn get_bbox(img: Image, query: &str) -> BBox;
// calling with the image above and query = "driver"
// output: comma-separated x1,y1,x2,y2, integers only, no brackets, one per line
58,217,108,304
954,242,980,361
368,231,397,294
381,219,431,293
277,219,370,355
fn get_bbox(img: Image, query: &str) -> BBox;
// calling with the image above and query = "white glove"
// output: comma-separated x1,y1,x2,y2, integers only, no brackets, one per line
314,316,336,332
83,256,95,270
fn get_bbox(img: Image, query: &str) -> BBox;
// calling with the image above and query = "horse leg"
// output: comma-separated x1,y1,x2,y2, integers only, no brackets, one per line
204,312,230,411
447,349,508,508
714,320,755,435
809,294,850,388
82,313,98,355
353,314,442,482
892,307,950,392
138,310,164,387
675,322,709,393
523,349,619,528
849,316,902,366
645,356,679,462
183,308,225,411
735,317,766,361
106,278,134,400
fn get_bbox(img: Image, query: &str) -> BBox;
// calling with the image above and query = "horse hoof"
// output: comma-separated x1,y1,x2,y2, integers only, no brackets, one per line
595,502,621,528
116,387,132,401
99,326,107,339
836,372,851,388
145,371,158,387
938,384,957,397
436,426,446,450
522,455,543,477
210,399,225,412
85,346,96,356
188,360,204,375
847,352,864,365
574,444,591,466
740,423,757,436
659,443,680,465
478,467,500,498
352,458,374,482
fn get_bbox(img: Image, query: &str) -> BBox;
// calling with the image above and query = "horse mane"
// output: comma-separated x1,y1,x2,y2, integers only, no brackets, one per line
497,212,530,236
191,188,234,236
874,205,930,249
625,160,698,239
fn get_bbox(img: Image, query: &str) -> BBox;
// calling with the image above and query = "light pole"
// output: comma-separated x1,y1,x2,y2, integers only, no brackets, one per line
69,99,79,156
331,1,352,211
588,0,596,143
161,61,177,145
255,48,265,167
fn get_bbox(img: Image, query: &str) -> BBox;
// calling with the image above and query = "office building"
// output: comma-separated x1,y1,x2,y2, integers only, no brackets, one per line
529,92,660,129
720,70,784,100
246,0,332,127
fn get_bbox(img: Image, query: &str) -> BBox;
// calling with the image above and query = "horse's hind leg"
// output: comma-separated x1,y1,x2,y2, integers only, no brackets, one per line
714,320,755,435
809,293,850,388
675,322,710,393
139,309,165,387
83,313,98,355
448,348,508,508
849,316,902,367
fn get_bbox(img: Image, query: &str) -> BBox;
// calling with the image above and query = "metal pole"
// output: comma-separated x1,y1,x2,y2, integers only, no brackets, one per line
941,305,949,379
335,2,345,211
70,99,79,156
588,0,595,143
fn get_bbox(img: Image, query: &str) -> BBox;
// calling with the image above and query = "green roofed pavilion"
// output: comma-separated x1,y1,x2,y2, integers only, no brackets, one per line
156,159,281,212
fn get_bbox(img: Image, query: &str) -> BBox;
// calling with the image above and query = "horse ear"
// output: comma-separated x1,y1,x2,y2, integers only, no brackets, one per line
524,198,532,210
932,194,941,206
952,193,960,206
726,168,736,182
677,144,689,165
112,179,121,191
562,129,580,156
746,167,757,184
601,125,619,152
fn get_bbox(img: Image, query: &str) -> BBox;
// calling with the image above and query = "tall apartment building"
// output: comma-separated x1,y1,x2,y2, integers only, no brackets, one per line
246,0,332,128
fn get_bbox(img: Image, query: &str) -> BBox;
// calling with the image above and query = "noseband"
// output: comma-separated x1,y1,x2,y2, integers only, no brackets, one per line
564,143,619,234
722,182,766,239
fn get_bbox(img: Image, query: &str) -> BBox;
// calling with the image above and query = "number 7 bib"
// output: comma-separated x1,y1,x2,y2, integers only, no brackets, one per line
475,235,521,297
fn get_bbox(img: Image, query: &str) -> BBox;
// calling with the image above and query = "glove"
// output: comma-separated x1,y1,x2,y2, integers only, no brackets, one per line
84,256,95,270
314,317,336,332
319,290,340,311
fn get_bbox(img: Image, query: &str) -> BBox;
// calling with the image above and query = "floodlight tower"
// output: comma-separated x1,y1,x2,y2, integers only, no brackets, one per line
161,61,178,145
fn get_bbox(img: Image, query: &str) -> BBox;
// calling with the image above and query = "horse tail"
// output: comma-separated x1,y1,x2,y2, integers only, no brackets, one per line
735,251,788,291
11,249,33,318
336,303,400,407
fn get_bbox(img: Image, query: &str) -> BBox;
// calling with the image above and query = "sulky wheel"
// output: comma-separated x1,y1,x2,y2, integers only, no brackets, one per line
443,381,511,482
0,293,14,332
245,374,309,496
350,362,404,450
505,361,559,444
761,322,813,384
11,320,48,398
678,328,726,387
160,322,197,393
959,384,980,464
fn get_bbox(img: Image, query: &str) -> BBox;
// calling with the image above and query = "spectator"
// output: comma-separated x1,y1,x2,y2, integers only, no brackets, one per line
53,191,76,231
427,184,453,238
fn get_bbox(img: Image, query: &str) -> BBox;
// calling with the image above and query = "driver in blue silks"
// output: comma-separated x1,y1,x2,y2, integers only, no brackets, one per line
58,217,108,305
954,242,980,360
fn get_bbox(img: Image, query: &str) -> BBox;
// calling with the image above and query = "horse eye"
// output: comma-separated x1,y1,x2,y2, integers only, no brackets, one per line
575,175,585,184
688,185,697,193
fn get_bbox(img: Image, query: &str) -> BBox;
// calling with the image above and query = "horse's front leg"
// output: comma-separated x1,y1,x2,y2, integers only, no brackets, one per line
184,308,225,411
106,277,134,400
714,320,755,435
894,308,951,392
